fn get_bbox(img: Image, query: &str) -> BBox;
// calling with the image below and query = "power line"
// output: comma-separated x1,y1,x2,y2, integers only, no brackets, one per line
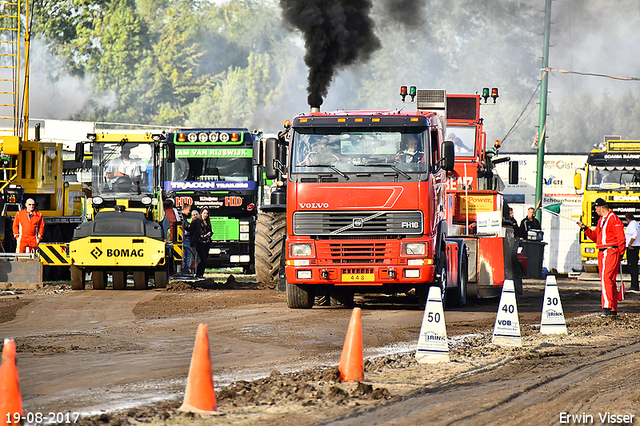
500,80,541,145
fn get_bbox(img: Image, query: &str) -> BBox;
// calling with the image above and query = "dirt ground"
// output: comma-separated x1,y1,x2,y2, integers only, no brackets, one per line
2,275,640,425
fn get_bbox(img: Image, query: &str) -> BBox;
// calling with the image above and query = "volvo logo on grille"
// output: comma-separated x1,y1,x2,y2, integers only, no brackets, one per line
353,218,364,228
91,247,103,259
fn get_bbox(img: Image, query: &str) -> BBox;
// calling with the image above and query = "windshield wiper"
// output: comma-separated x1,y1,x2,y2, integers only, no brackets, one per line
295,164,349,180
354,163,411,180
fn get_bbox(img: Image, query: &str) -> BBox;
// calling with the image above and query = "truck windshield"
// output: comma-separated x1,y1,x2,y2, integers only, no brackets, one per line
93,142,154,197
586,166,640,191
291,130,428,174
166,157,254,182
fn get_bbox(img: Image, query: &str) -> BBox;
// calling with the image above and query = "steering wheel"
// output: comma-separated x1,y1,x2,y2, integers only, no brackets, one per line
113,175,133,192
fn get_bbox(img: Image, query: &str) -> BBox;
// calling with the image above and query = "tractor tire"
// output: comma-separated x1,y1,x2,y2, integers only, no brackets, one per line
92,270,107,290
70,266,85,290
255,211,286,289
286,280,315,309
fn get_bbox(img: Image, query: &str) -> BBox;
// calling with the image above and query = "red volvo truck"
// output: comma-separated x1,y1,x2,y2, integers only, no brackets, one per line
257,90,470,308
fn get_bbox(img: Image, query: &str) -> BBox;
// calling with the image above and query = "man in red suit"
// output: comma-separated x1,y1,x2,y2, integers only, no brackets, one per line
12,198,44,253
578,198,626,316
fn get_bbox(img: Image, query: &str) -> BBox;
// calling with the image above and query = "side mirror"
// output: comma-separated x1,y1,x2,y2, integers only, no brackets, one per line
75,142,84,163
265,137,279,179
252,138,262,166
508,160,519,184
166,142,176,163
441,140,455,172
574,169,585,195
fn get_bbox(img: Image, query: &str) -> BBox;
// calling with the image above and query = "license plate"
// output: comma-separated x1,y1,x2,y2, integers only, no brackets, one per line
341,273,375,282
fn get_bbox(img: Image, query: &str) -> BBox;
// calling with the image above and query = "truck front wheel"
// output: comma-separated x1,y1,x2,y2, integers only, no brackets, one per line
286,281,315,309
435,250,448,307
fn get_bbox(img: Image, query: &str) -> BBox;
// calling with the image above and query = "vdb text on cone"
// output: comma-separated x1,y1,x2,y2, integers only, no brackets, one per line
178,324,221,415
0,339,23,426
338,307,364,382
492,279,522,347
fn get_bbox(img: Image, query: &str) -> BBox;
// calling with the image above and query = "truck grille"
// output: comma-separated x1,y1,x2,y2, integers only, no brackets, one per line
316,240,398,264
591,203,640,226
293,211,423,236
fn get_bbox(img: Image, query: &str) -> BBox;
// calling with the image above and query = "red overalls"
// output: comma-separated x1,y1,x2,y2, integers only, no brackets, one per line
584,210,626,312
12,209,45,253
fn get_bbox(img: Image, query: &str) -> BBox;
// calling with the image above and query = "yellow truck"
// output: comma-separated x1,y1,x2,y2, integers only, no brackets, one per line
574,139,640,272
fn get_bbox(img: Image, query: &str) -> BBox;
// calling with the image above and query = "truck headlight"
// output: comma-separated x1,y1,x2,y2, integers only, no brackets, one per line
403,242,426,256
92,196,103,205
585,247,595,253
240,225,250,233
141,196,152,205
290,243,314,257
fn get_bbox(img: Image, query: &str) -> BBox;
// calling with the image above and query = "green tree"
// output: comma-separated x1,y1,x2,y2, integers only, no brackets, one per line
186,52,272,127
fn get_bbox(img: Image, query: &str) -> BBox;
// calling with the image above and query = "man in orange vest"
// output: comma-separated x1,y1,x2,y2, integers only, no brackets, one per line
12,198,44,253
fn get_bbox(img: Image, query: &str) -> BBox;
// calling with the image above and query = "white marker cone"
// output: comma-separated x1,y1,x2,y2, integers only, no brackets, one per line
415,286,449,364
540,275,567,334
492,279,522,347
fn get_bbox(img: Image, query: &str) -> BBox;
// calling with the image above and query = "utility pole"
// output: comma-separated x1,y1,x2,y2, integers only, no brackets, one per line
534,0,553,221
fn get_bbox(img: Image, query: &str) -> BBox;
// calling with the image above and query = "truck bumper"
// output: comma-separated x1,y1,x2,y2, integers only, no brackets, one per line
69,236,166,267
286,264,436,286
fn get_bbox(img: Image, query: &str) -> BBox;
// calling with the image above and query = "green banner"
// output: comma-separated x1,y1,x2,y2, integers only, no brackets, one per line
176,148,253,158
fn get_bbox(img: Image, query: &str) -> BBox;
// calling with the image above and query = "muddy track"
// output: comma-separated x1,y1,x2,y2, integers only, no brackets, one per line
2,277,640,425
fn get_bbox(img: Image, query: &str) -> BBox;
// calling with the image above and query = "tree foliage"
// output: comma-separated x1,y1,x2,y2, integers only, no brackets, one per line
28,0,640,151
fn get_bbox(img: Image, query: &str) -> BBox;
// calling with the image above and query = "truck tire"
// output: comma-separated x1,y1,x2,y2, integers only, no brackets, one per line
447,250,468,308
286,281,315,309
70,266,85,290
92,270,107,290
434,250,448,307
255,211,286,288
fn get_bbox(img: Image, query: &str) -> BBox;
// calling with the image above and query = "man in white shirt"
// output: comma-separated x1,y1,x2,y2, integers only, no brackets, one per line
105,146,141,190
624,212,640,291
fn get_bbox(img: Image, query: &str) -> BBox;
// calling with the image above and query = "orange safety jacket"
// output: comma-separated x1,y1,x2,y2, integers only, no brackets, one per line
12,209,45,253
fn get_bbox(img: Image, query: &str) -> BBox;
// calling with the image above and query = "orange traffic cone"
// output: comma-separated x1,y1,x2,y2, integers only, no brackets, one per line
0,339,23,425
338,307,364,382
178,324,219,414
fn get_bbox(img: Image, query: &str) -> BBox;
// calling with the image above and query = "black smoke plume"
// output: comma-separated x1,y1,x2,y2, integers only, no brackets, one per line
280,0,381,108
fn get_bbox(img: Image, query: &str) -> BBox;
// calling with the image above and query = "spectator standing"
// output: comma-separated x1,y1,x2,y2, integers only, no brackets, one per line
189,208,213,278
624,212,640,292
12,198,44,253
577,198,626,316
520,207,541,238
183,207,199,274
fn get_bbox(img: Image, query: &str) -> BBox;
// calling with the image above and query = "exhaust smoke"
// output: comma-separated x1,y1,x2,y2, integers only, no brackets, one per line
280,0,381,108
